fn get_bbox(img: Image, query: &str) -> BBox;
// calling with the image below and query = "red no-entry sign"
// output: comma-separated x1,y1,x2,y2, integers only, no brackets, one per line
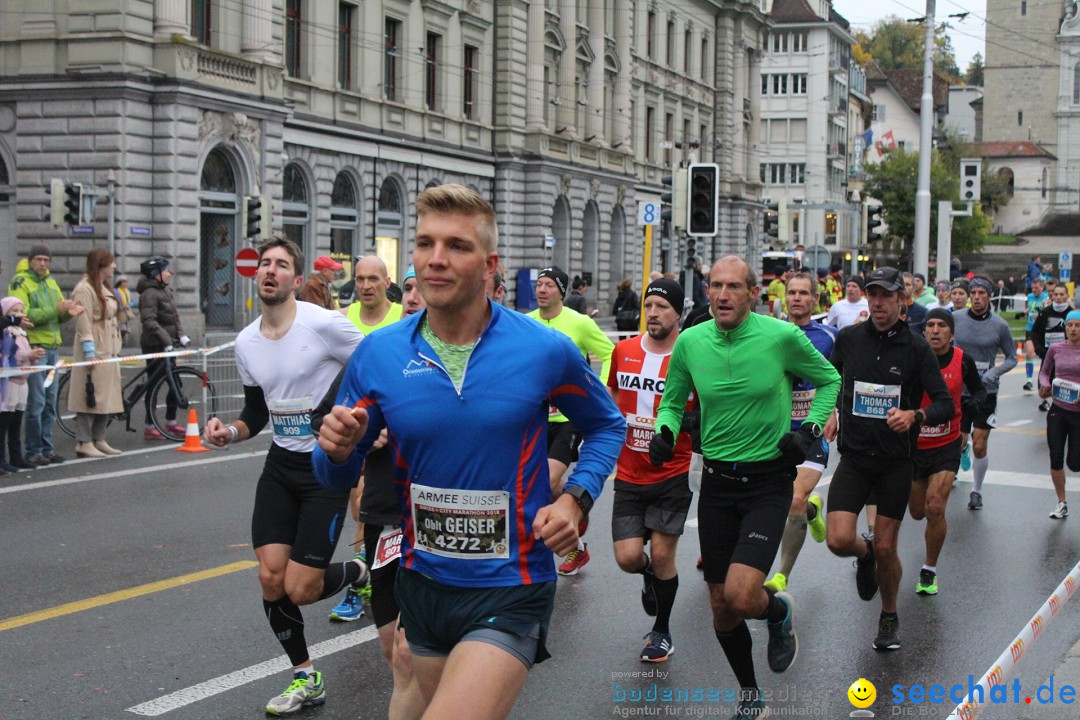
236,247,259,278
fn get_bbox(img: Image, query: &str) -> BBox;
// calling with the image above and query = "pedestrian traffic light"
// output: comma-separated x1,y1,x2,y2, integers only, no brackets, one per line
960,158,982,203
49,178,65,227
764,201,779,238
866,203,884,243
660,170,687,231
686,163,719,237
686,237,697,265
63,183,82,227
243,195,262,239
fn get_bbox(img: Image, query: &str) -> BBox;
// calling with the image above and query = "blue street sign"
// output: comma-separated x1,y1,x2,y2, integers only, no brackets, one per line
130,225,151,237
71,225,95,235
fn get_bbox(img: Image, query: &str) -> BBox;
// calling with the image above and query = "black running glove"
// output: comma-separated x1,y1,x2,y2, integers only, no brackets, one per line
648,426,676,466
777,424,815,466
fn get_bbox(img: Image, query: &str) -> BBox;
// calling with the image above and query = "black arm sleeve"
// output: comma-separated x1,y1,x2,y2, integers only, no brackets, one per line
961,353,987,407
311,367,347,436
1032,310,1048,359
237,384,270,437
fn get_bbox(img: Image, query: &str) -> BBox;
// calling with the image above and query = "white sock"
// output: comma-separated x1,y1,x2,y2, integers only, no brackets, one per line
972,455,989,493
295,664,314,677
922,565,937,574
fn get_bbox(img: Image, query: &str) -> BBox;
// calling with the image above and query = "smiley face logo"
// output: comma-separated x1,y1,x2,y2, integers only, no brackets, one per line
848,678,876,708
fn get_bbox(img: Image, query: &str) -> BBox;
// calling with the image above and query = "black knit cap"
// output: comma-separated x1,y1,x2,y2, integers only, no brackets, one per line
925,307,955,333
644,277,684,312
537,266,568,298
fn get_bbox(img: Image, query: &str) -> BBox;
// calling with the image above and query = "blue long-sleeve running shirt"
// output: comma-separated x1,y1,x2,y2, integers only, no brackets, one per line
313,301,624,588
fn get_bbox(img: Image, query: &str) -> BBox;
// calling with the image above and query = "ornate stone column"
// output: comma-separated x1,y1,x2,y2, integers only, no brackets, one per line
154,0,190,40
586,0,605,142
526,0,546,130
558,0,577,136
242,0,277,63
613,0,632,148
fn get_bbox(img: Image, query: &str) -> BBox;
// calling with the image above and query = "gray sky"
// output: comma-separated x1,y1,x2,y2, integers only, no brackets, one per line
830,0,986,70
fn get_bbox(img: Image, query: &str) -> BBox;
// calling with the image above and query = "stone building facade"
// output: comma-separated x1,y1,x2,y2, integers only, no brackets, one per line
0,0,769,335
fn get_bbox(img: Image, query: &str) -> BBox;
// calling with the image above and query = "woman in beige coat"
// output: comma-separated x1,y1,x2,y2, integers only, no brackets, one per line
68,248,124,457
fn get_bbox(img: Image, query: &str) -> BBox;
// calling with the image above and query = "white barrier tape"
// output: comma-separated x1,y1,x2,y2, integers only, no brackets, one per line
946,560,1080,720
0,341,237,380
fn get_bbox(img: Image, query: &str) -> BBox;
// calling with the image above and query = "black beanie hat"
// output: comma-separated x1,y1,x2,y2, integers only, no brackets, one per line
644,278,684,313
537,266,569,298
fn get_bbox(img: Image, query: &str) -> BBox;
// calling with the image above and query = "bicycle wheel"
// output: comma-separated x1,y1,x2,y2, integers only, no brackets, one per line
148,367,218,442
53,370,76,439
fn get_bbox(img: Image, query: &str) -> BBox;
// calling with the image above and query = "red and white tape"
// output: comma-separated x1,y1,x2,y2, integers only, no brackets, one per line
0,341,237,383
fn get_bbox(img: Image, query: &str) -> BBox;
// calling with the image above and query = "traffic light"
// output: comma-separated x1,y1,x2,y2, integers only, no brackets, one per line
866,203,884,243
686,163,719,237
63,183,82,227
49,178,65,226
686,237,697,265
660,170,687,231
764,201,779,238
243,195,262,239
960,158,982,203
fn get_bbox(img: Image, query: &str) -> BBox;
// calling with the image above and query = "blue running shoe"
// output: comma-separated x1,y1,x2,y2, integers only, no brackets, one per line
328,587,364,622
960,444,971,472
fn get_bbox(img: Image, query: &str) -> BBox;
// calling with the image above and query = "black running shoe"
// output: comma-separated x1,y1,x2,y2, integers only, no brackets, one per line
873,613,901,651
854,534,878,601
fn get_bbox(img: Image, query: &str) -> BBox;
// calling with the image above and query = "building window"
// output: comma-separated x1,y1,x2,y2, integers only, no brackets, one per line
772,74,787,95
385,18,402,101
1021,1,1027,15
647,11,655,59
666,20,675,66
1074,63,1080,104
663,113,673,165
793,32,807,52
684,29,692,73
872,105,885,123
1042,167,1048,199
282,163,311,262
192,0,212,45
330,172,360,268
772,32,787,53
338,4,354,90
701,38,708,81
464,45,479,119
285,0,301,78
1018,110,1023,126
792,74,807,95
761,74,769,95
770,164,786,184
425,32,441,111
700,124,708,159
760,164,767,184
791,164,805,184
645,106,655,161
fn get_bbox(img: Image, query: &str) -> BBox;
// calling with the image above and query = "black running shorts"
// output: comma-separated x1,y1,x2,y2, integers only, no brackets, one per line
547,420,582,467
961,393,998,432
913,438,962,480
828,453,913,521
696,458,794,584
395,567,556,668
1047,405,1080,472
250,443,351,568
611,473,693,541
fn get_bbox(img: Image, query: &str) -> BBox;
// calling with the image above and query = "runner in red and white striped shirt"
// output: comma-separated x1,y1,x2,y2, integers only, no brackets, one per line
606,278,696,663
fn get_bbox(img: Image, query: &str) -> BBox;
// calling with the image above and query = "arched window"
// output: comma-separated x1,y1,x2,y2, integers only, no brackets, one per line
1074,62,1080,105
201,148,236,193
330,171,359,266
375,178,405,282
282,163,311,260
998,167,1015,198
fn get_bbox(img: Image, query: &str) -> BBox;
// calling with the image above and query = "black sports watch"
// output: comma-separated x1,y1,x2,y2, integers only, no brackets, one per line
913,409,926,426
801,422,823,439
562,485,594,516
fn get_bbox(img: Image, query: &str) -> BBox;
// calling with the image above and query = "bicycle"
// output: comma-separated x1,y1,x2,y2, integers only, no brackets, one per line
54,357,219,442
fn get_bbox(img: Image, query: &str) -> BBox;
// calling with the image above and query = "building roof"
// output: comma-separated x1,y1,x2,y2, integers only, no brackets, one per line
883,68,949,112
976,141,1056,160
770,0,822,24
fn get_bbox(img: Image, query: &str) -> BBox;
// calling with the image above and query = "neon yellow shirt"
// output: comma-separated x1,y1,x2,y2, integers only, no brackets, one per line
526,306,614,423
347,302,403,334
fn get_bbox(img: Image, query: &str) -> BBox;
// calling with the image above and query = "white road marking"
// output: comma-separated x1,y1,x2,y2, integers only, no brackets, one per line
1006,419,1034,427
126,625,380,716
0,450,268,495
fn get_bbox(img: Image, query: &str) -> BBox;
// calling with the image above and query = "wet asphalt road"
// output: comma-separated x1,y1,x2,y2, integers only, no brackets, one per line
2,366,1079,720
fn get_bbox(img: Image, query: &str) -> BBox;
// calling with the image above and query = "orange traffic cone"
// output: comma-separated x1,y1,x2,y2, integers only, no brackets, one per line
176,408,210,453
1016,341,1024,363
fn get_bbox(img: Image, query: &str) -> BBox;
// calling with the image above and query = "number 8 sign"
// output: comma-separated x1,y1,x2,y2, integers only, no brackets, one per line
638,195,661,226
